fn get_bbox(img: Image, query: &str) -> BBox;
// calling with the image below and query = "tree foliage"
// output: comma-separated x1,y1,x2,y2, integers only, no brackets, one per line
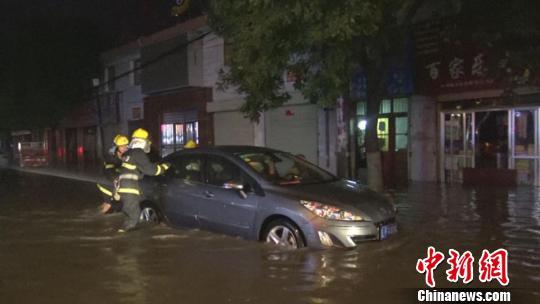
209,0,421,121
206,1,540,188
456,0,540,87
0,16,104,130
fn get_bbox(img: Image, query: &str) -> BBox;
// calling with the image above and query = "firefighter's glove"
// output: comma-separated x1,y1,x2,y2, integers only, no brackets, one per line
161,162,171,171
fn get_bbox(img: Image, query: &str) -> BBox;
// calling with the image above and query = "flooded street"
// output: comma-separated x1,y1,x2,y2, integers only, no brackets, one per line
0,169,539,303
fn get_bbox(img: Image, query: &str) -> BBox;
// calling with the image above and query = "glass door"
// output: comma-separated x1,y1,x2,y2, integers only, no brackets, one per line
510,109,539,186
442,112,474,183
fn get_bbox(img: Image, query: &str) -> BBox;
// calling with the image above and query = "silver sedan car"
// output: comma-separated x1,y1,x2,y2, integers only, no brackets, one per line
141,146,397,249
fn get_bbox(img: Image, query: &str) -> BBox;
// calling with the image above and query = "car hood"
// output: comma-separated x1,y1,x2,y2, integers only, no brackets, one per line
266,179,396,222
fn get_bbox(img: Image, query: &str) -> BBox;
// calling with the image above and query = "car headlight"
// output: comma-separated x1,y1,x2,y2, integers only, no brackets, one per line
300,200,363,221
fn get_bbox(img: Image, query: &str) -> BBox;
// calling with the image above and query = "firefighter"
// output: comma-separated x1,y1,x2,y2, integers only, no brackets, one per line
97,134,129,214
117,128,169,232
184,139,197,149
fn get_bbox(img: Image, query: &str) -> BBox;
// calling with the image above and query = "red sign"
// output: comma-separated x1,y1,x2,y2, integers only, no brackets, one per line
414,20,501,95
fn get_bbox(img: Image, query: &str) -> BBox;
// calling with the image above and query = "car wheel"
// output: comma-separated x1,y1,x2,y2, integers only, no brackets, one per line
263,219,305,249
139,203,161,224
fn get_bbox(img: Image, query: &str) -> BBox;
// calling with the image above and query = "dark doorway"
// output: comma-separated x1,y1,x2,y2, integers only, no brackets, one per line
474,111,508,169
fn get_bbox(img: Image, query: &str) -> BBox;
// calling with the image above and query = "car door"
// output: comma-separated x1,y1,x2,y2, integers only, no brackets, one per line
197,154,261,238
161,153,205,229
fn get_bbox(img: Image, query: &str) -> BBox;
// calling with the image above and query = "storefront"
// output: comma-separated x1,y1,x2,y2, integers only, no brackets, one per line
441,98,540,186
413,18,540,186
144,87,213,157
355,98,410,188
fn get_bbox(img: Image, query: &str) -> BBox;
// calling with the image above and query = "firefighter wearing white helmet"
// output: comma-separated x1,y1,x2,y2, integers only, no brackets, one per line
116,128,170,232
96,134,129,214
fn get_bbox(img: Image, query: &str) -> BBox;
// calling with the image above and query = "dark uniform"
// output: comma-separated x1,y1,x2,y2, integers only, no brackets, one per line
96,149,123,213
117,148,167,230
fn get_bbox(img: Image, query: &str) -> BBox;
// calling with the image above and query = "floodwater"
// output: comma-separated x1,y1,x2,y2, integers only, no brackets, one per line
0,169,539,303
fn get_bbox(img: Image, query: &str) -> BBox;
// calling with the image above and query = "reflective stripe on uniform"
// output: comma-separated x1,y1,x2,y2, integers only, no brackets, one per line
156,165,162,175
97,183,113,197
122,162,137,170
119,173,139,180
117,188,141,195
104,163,115,169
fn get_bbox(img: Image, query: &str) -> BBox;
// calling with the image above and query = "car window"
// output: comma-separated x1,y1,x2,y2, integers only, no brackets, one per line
169,154,203,183
206,155,247,187
235,151,336,185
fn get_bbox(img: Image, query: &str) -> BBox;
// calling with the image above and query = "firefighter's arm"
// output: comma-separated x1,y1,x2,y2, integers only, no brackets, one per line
103,161,117,180
135,150,169,176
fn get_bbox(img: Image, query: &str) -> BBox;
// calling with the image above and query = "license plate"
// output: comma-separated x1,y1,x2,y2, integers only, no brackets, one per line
380,223,397,240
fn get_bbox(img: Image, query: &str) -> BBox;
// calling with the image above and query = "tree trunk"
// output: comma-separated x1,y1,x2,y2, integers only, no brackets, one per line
365,90,383,191
364,59,385,192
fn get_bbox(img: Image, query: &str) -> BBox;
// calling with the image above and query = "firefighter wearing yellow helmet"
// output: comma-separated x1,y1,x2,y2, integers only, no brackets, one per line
97,134,130,214
184,139,197,149
116,128,170,232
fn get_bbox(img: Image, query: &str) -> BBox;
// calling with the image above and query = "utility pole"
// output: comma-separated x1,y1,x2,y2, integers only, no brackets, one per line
93,78,105,160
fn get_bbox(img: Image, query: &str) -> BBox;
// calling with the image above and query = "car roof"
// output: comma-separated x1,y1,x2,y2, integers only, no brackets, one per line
164,145,282,158
187,145,279,154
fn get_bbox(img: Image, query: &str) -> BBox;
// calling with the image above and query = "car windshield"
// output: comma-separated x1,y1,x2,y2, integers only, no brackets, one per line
234,151,337,185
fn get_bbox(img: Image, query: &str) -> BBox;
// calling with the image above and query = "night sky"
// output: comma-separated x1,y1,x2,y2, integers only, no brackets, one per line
0,0,202,49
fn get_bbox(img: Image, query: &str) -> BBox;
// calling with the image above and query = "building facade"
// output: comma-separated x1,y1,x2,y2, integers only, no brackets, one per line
414,17,540,187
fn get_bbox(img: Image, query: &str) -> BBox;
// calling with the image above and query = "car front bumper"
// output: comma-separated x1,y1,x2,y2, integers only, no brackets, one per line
305,216,397,248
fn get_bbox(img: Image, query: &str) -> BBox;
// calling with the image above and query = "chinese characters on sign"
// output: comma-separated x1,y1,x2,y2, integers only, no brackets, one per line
414,20,499,95
416,247,509,287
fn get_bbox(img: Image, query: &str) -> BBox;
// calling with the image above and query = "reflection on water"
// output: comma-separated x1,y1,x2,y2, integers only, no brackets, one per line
0,170,539,303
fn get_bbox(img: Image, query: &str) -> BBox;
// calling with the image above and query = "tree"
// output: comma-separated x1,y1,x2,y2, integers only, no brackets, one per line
209,0,424,191
455,0,540,89
208,0,540,190
0,16,104,131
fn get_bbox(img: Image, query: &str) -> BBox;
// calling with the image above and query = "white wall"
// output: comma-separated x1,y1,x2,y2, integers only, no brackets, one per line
102,48,144,138
188,32,204,87
213,111,255,146
202,33,322,166
265,104,319,163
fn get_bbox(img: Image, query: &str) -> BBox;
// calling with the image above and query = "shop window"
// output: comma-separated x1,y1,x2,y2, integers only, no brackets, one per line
175,124,184,145
185,122,199,143
393,98,409,113
514,110,535,156
356,98,409,116
377,118,389,151
357,102,366,116
161,120,199,157
380,100,392,114
395,117,408,151
355,97,409,167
